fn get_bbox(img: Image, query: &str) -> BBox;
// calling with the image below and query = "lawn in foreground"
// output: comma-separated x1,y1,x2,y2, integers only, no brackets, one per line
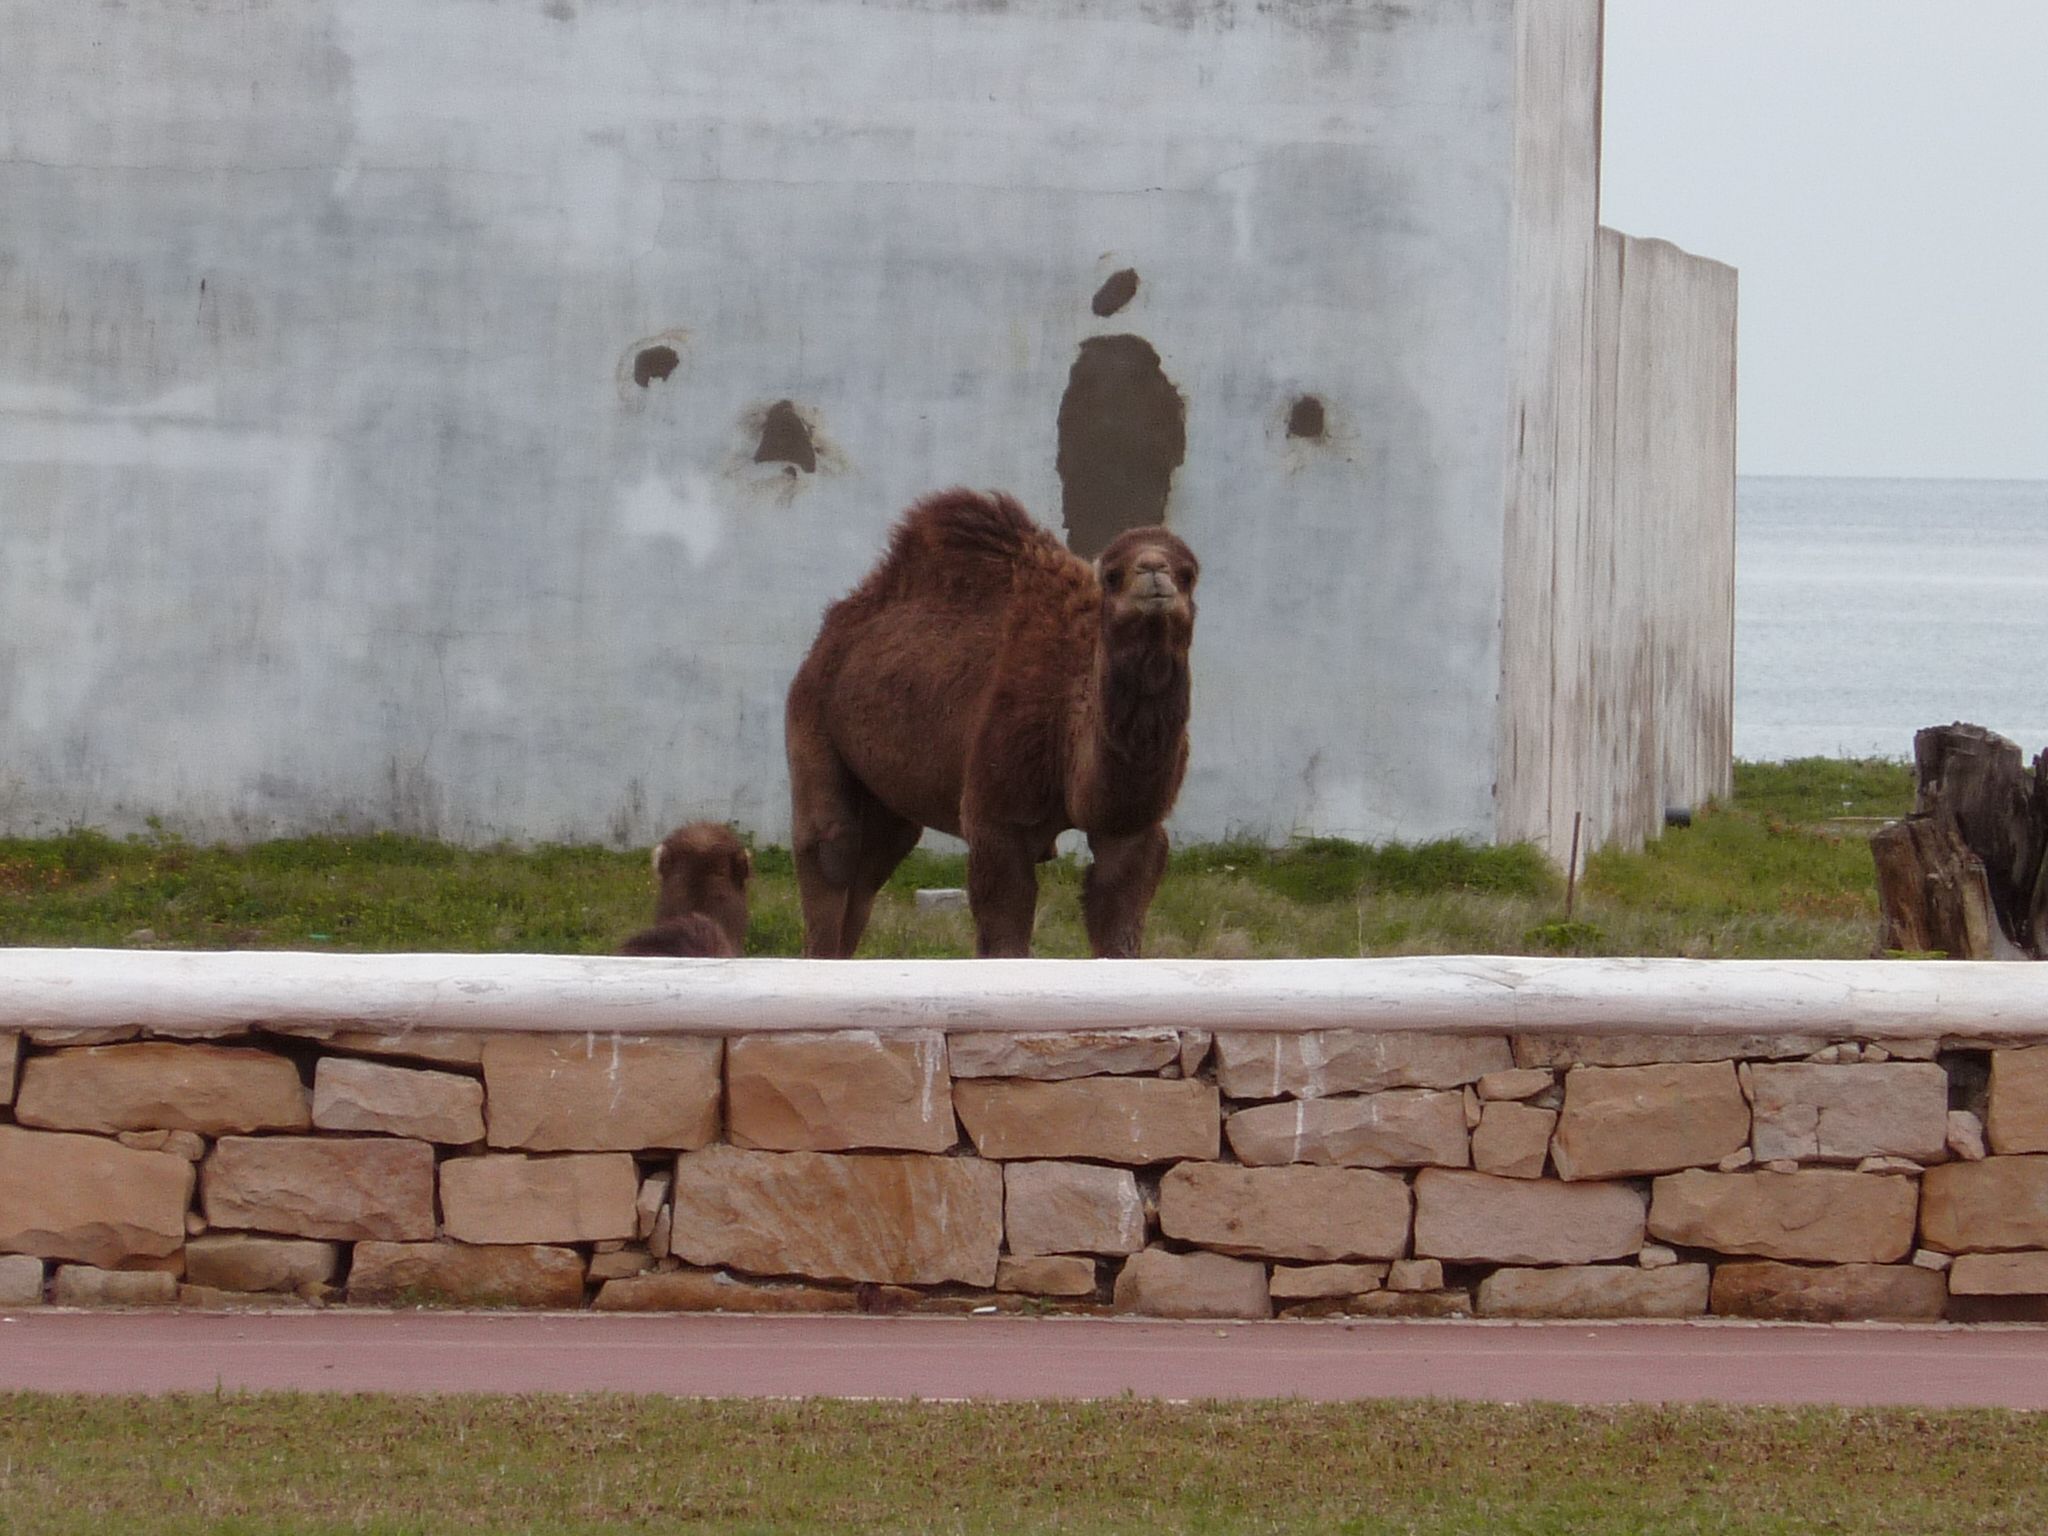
0,1395,2040,1535
0,759,1913,959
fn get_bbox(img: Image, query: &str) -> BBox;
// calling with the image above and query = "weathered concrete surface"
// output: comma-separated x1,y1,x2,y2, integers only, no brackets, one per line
954,1078,1217,1164
667,1145,1002,1287
14,1043,310,1136
1412,1169,1644,1266
0,1127,194,1268
0,0,1568,852
1708,1262,1948,1322
1214,1033,1512,1100
1648,1170,1918,1264
726,1031,952,1153
204,1136,436,1243
1158,1163,1410,1263
482,1036,720,1153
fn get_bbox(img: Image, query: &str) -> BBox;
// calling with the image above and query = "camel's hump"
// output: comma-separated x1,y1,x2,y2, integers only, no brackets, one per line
883,488,1065,574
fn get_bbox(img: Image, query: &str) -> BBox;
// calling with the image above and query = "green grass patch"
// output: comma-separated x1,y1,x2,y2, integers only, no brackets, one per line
0,1394,2042,1535
0,761,1914,960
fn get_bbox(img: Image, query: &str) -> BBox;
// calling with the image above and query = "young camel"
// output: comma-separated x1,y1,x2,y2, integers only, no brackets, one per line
785,488,1198,957
617,821,751,957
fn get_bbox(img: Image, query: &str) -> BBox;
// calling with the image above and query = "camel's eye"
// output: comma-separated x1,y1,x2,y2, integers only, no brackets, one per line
1104,569,1124,592
1177,567,1195,588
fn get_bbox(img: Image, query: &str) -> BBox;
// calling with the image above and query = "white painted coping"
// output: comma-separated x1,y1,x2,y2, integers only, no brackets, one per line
0,949,2043,1039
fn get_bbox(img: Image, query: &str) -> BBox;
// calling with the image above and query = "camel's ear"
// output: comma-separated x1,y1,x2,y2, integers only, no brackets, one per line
732,847,752,886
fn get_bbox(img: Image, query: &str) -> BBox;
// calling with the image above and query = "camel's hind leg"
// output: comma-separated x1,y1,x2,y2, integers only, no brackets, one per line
788,700,865,958
1082,824,1169,958
836,803,923,957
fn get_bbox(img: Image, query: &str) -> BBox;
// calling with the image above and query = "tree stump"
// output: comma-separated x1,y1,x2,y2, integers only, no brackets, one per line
1871,723,2048,959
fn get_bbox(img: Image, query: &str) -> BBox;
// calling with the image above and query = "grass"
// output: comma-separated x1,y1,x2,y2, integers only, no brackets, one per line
0,1394,2042,1535
0,759,1916,960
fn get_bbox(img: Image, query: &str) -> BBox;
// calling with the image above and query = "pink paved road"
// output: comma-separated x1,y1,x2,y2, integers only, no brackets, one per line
2,1312,2045,1407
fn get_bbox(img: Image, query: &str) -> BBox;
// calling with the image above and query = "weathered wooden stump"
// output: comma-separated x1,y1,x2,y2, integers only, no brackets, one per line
1872,723,2048,959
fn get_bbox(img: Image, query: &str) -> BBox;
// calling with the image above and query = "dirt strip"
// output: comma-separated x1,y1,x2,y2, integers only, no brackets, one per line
3,1312,2046,1407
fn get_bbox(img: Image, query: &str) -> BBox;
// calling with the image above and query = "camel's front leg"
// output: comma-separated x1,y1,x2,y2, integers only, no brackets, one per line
966,834,1040,957
1082,824,1169,958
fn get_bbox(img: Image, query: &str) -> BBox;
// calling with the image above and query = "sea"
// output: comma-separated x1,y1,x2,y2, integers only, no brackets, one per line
1736,476,2048,763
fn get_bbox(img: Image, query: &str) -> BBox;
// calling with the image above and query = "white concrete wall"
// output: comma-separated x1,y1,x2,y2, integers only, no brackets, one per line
0,0,1526,848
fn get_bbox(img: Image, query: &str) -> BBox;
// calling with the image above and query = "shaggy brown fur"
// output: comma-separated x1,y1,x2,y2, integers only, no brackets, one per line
786,488,1198,957
617,821,751,957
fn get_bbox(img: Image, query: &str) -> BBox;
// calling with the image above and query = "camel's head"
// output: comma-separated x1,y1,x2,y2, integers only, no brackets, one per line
652,821,752,951
1097,527,1198,653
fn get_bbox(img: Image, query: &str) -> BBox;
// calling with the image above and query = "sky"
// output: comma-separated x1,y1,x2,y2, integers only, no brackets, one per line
1600,1,2048,481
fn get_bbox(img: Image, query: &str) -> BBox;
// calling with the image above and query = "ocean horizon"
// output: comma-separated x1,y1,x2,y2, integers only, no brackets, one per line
1735,474,2048,764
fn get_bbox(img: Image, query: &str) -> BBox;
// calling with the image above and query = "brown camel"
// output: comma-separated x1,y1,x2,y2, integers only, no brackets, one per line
785,488,1198,958
618,821,751,957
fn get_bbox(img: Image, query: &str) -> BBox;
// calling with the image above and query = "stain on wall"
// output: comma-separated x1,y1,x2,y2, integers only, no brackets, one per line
633,345,680,387
1287,395,1326,440
1091,267,1139,317
1055,335,1186,559
753,400,817,473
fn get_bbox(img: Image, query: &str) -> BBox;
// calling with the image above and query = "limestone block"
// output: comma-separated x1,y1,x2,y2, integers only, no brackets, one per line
1112,1248,1270,1319
14,1042,310,1136
0,1126,194,1267
1988,1046,2048,1154
117,1129,207,1160
1003,1162,1144,1257
1267,1262,1388,1300
1947,1110,1988,1161
1224,1090,1468,1169
635,1174,671,1241
1638,1244,1679,1269
1335,1289,1471,1319
1550,1063,1749,1181
51,1265,179,1307
1477,1068,1554,1101
0,1032,17,1105
440,1153,638,1245
1386,1258,1442,1292
312,1058,484,1145
349,1241,587,1308
203,1135,436,1243
1747,1063,1948,1164
1708,1261,1947,1321
1919,1156,2048,1252
1477,1264,1710,1319
1412,1169,1645,1265
1648,1169,1917,1263
1471,1102,1555,1179
178,1284,317,1310
1179,1031,1213,1077
1948,1251,2048,1295
290,1027,486,1068
668,1144,1002,1287
947,1029,1178,1080
184,1234,341,1293
1513,1034,1826,1069
995,1254,1098,1297
726,1031,952,1153
592,1269,860,1313
1215,1032,1511,1100
0,1253,44,1306
482,1034,720,1153
589,1248,655,1282
1158,1163,1409,1262
954,1078,1217,1164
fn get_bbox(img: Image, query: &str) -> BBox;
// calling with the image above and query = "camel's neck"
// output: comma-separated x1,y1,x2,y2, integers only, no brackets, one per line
1075,637,1191,829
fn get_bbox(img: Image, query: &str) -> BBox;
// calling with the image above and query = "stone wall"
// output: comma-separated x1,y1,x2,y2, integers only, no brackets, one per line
6,1020,2045,1321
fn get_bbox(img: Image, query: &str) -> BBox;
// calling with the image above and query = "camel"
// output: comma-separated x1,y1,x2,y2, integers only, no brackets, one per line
785,488,1199,958
618,821,751,957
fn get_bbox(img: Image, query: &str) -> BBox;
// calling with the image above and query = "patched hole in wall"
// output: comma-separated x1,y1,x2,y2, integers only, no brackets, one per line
633,345,680,388
1092,268,1139,318
1056,334,1186,559
1287,395,1326,440
754,400,817,474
